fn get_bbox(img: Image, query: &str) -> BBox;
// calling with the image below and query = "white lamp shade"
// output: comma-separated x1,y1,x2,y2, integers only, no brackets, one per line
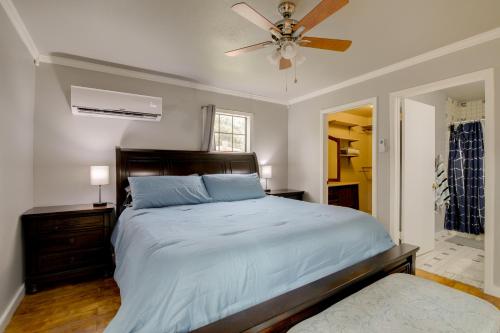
90,166,109,185
261,165,272,179
280,41,298,60
294,53,306,66
267,50,281,65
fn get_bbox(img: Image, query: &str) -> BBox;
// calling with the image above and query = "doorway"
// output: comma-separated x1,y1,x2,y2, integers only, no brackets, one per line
320,98,377,217
389,69,496,295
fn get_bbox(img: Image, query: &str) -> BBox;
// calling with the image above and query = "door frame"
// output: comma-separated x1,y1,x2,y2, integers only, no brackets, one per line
319,97,378,217
389,69,497,296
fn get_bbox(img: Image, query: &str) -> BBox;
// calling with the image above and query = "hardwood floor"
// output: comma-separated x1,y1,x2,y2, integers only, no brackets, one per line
416,269,500,309
5,279,120,333
5,270,500,332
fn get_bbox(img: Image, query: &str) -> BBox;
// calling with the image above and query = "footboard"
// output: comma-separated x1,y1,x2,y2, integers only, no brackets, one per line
192,244,418,333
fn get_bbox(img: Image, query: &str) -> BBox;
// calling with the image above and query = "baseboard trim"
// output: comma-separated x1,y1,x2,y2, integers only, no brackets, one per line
0,284,24,333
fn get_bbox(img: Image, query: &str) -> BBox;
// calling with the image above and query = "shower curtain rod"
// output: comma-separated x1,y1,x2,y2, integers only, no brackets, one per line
449,118,485,126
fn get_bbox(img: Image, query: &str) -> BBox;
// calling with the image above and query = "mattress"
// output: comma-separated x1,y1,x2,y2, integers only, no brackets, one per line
106,196,394,333
288,273,500,333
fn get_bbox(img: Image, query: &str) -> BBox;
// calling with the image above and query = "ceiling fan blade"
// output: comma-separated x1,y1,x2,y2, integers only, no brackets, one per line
232,2,278,32
299,37,352,52
279,58,292,70
294,0,349,34
225,41,273,57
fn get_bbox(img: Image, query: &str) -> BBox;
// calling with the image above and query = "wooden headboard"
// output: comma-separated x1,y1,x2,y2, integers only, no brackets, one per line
115,147,260,215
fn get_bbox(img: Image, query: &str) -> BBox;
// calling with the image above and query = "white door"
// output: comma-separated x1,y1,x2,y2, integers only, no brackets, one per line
401,99,436,255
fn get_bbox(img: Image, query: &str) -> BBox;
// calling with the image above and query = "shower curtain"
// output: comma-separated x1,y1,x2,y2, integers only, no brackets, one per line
445,121,485,234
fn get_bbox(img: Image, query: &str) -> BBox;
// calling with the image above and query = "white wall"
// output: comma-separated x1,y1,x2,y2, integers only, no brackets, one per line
33,63,288,207
288,38,500,286
0,7,35,329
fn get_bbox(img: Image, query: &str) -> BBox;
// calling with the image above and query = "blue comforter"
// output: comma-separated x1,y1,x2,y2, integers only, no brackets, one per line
106,196,394,333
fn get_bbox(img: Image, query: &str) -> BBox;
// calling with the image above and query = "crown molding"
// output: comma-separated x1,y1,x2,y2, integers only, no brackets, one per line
1,0,286,105
38,55,288,105
289,27,500,105
3,0,500,107
0,0,39,62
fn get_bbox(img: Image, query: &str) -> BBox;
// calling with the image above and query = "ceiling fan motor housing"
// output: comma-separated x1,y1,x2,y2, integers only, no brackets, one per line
276,1,297,37
274,18,297,38
278,1,296,18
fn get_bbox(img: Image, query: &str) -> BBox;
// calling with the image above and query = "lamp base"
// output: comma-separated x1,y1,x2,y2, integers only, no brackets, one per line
93,202,107,207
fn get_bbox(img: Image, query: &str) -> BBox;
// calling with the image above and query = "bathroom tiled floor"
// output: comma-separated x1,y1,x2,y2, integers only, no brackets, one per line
416,230,484,288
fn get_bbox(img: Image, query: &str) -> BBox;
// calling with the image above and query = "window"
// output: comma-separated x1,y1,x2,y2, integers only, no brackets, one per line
213,110,251,152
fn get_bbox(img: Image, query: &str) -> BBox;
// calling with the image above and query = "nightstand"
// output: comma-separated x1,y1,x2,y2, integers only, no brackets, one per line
267,189,305,201
21,203,115,294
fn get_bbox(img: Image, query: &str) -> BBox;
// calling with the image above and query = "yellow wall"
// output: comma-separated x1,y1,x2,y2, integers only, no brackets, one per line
327,109,372,214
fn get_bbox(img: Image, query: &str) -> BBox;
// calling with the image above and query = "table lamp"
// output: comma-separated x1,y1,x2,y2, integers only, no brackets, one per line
90,165,109,207
261,165,272,193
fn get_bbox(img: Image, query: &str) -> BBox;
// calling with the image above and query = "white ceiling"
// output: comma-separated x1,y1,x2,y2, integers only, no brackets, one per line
440,82,485,102
12,0,500,101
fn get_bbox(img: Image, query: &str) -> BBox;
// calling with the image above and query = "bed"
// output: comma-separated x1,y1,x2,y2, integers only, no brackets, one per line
108,148,418,333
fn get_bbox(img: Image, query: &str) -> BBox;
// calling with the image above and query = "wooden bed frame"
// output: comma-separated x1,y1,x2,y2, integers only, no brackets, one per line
115,147,259,215
115,147,419,333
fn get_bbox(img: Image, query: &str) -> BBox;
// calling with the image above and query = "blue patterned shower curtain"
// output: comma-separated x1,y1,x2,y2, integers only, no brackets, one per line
445,121,485,234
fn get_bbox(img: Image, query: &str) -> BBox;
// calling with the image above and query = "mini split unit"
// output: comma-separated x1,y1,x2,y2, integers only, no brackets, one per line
71,86,163,121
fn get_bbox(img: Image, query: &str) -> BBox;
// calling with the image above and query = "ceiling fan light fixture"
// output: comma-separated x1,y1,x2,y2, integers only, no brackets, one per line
280,41,298,59
294,53,306,66
267,49,281,65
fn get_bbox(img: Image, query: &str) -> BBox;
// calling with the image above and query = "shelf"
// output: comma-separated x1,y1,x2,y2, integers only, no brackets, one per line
329,120,358,128
360,125,373,131
335,137,359,143
340,154,359,158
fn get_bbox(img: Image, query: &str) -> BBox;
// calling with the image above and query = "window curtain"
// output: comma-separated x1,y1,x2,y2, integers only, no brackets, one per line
201,105,216,151
445,121,485,234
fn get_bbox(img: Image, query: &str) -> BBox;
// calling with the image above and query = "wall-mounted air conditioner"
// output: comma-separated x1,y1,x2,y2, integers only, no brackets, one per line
71,86,162,121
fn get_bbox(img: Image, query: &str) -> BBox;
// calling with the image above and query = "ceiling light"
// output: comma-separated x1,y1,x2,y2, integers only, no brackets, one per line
294,53,306,66
280,41,298,60
267,49,281,65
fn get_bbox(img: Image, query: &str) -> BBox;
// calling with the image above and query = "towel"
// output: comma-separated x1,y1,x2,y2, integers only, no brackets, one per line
435,160,450,211
340,147,360,156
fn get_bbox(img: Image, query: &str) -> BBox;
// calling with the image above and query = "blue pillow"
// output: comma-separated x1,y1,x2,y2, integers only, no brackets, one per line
128,176,212,209
202,173,265,202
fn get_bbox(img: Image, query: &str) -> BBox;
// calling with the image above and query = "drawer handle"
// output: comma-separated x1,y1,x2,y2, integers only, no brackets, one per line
68,237,75,244
54,226,60,231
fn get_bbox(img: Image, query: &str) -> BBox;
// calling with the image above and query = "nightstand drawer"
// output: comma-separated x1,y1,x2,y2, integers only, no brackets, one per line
37,248,106,274
37,230,105,253
38,214,104,234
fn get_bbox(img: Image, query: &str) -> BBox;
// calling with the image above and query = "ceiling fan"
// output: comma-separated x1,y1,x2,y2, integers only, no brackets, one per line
225,0,352,70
